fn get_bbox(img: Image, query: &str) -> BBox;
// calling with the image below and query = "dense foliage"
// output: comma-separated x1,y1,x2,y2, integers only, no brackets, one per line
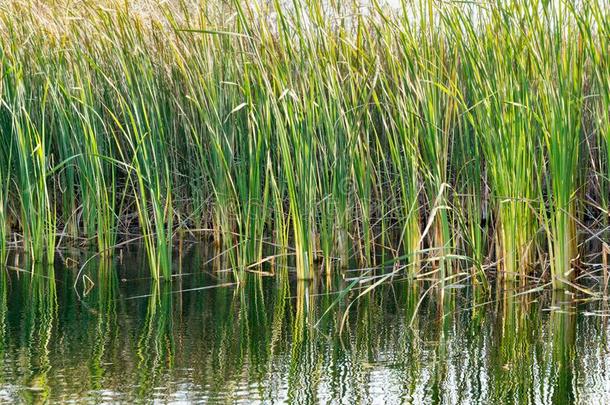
0,0,608,286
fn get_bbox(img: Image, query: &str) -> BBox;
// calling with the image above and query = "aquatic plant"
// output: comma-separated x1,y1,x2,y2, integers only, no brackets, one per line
455,2,543,281
0,160,8,265
0,0,606,288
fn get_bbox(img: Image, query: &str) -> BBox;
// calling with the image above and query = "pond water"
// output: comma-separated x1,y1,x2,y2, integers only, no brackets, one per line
0,248,609,404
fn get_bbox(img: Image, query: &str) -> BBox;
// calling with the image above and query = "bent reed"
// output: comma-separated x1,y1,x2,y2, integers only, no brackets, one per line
0,0,608,286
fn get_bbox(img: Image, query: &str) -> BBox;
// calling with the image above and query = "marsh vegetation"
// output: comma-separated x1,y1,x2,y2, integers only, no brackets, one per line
0,1,609,289
2,1,610,401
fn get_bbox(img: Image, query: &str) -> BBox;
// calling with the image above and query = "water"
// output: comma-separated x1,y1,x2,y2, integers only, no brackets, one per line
0,249,609,404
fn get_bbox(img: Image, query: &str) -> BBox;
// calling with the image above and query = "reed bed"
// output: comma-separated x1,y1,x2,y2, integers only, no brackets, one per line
0,0,608,286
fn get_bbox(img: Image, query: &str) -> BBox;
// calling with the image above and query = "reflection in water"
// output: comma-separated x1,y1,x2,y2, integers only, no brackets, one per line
490,289,538,403
0,253,608,403
137,280,174,400
0,270,7,396
550,291,576,405
88,260,118,399
20,265,57,404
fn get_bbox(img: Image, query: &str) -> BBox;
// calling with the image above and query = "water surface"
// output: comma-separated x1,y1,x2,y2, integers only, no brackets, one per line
0,249,609,404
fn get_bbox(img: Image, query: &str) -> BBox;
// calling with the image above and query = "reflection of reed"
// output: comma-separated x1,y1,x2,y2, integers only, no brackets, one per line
184,274,274,400
287,280,317,403
0,270,7,382
399,284,423,403
20,264,57,404
430,287,453,404
550,290,576,404
136,281,174,400
88,259,119,393
269,273,289,353
243,276,270,371
490,286,539,403
0,258,602,403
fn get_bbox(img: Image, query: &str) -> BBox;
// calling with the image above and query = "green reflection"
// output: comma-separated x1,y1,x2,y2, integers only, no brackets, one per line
0,270,7,384
490,287,541,403
287,280,317,403
550,291,577,405
0,253,605,403
20,264,57,404
136,281,174,399
88,259,119,395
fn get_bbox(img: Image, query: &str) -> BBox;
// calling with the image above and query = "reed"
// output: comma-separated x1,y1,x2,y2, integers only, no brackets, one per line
0,0,607,288
534,1,586,287
0,157,8,265
455,2,543,281
584,3,610,230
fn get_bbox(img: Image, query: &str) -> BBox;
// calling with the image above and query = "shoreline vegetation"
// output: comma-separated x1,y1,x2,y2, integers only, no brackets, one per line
0,0,608,288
